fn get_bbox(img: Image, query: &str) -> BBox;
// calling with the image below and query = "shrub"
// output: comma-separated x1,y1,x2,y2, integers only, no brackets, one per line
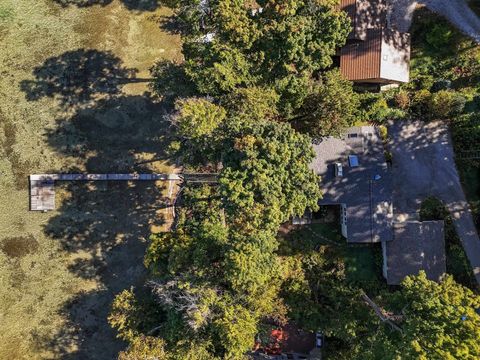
378,125,388,141
431,79,452,93
426,24,454,50
410,89,432,117
394,91,410,110
450,93,468,115
358,94,407,123
429,90,466,119
369,97,406,122
451,113,480,154
412,74,435,91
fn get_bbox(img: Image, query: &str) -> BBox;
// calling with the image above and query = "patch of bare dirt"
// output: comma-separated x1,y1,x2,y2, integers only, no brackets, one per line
1,235,39,258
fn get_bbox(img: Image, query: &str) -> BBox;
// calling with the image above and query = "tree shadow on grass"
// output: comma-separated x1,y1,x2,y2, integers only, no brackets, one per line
149,60,197,105
52,0,161,12
41,180,170,359
36,94,180,358
20,49,149,108
20,42,194,357
45,95,176,171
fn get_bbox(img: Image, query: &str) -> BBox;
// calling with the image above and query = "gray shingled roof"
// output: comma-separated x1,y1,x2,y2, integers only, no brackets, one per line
310,126,393,243
385,221,446,285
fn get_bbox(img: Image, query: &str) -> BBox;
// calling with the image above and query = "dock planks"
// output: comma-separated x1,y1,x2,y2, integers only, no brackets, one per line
29,173,182,211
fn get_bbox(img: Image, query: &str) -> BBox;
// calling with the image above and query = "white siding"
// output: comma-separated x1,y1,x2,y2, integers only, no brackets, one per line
380,30,410,83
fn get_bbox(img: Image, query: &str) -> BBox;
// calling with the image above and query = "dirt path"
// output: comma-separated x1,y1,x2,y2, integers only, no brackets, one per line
389,0,480,42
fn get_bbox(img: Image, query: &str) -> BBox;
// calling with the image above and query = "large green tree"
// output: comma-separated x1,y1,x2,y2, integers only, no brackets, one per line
292,69,359,138
179,0,350,114
395,272,480,359
140,185,286,358
219,120,321,229
113,110,322,357
350,272,480,360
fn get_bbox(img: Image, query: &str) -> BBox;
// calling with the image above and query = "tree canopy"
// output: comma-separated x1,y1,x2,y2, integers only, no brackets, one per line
350,272,480,360
395,272,480,359
109,91,323,356
292,69,359,138
177,0,350,116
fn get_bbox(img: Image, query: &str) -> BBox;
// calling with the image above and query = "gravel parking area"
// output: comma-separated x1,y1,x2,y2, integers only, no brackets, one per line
390,120,480,284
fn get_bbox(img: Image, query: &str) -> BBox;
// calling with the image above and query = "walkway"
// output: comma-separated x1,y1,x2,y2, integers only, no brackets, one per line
29,173,216,211
389,120,480,284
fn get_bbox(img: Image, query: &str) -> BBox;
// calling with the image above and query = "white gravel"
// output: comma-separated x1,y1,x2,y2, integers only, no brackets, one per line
387,0,480,43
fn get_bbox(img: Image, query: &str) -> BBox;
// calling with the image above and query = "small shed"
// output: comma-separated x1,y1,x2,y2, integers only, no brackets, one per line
339,0,411,84
340,29,410,84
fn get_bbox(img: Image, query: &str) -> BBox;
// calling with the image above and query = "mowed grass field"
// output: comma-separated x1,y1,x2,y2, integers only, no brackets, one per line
0,1,181,358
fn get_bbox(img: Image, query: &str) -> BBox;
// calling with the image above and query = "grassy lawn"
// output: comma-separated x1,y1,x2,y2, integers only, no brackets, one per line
0,1,181,358
281,222,384,291
343,246,380,285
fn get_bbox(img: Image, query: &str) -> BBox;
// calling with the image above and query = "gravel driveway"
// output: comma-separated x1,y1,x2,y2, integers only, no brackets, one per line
390,120,480,284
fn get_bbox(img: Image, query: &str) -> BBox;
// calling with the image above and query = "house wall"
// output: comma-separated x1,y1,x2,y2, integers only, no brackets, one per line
379,30,410,83
381,240,388,279
341,204,348,238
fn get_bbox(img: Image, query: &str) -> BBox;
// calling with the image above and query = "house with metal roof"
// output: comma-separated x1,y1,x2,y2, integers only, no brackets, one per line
309,126,446,284
339,0,411,85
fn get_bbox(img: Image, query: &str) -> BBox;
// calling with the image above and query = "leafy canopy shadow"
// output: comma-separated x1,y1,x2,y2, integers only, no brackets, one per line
20,49,150,106
52,0,161,11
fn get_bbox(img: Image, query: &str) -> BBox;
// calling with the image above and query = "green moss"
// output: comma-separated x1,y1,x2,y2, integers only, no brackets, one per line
0,5,14,22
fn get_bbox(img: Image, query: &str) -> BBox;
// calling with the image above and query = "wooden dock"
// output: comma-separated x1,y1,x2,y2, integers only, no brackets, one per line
29,173,182,211
30,178,55,211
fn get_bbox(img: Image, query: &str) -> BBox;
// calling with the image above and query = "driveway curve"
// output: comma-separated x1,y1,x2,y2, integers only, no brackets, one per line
389,120,480,284
389,0,480,43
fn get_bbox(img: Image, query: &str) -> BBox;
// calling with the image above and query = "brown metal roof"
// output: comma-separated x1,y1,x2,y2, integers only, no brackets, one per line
340,29,382,82
339,0,357,22
339,0,386,40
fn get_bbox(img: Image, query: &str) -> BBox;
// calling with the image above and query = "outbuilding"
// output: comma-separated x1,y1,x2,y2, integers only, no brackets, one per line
339,0,411,85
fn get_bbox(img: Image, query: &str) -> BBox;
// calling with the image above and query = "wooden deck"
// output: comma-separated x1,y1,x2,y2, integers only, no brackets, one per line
30,178,55,211
29,173,183,211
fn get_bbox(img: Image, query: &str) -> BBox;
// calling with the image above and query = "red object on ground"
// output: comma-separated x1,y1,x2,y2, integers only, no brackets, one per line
256,324,316,355
262,328,288,355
